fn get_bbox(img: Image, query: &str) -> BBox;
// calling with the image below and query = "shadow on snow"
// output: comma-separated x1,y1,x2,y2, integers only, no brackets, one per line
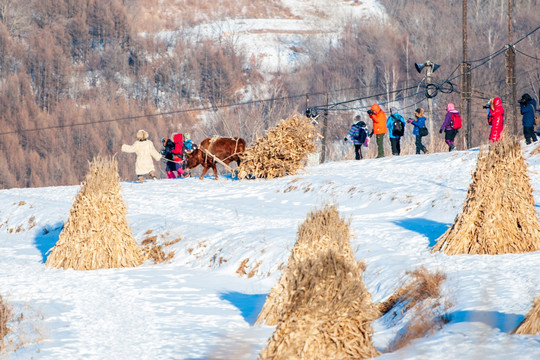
220,292,267,326
392,218,449,248
33,222,63,263
447,310,524,333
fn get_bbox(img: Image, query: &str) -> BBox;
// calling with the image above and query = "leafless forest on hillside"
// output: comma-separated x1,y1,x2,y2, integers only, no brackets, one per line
0,0,538,188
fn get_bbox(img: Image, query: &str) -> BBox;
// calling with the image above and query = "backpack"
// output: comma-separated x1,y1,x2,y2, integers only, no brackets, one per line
391,116,405,137
450,113,462,130
354,126,368,144
171,133,184,158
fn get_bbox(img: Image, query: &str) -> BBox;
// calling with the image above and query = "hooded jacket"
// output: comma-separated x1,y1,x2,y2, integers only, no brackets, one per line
410,108,427,137
488,97,504,142
347,121,368,145
368,104,388,135
387,108,406,139
441,103,460,131
122,139,162,175
520,98,537,128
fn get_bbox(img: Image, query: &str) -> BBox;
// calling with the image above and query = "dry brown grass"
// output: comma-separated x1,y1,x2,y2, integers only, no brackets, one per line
377,266,451,351
433,137,540,255
0,296,12,350
141,235,180,264
258,205,380,359
378,267,447,315
45,156,144,270
237,113,320,179
513,295,540,335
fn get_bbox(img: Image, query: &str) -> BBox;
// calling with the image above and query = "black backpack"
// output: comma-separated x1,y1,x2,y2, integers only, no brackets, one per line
391,115,404,137
354,125,367,144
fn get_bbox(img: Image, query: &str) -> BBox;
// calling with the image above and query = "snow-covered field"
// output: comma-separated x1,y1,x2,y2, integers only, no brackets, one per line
1,144,540,359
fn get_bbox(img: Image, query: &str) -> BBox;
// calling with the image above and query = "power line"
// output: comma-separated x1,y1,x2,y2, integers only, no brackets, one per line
515,48,540,61
2,26,539,137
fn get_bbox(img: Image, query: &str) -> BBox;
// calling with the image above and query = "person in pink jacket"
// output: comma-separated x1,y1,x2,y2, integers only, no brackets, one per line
439,102,461,151
488,97,504,142
121,129,163,183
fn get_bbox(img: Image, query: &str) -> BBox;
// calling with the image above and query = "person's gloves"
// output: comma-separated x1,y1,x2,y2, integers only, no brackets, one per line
439,129,443,134
343,137,348,142
369,132,374,137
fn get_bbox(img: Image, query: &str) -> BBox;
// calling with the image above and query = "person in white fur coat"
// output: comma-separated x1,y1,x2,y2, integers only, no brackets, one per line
121,129,163,183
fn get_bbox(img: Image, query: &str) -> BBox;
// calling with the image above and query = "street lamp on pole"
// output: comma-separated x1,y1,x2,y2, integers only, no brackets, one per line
415,61,440,150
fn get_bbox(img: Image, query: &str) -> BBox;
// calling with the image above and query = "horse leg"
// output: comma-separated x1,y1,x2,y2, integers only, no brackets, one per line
212,162,218,180
200,165,209,180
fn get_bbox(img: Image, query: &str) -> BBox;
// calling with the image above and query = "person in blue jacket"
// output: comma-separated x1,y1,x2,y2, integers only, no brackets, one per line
408,107,428,154
519,93,538,144
387,107,407,156
344,115,369,160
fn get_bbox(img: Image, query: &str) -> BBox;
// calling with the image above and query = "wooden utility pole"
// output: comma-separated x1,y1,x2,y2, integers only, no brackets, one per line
461,0,472,149
505,0,517,135
426,65,434,149
320,93,328,163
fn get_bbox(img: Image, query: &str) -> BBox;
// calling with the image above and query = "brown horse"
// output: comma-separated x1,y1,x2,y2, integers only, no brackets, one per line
185,137,246,180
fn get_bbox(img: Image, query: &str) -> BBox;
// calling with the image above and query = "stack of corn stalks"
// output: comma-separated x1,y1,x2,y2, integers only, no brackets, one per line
237,113,319,179
258,205,380,359
433,137,540,255
513,295,540,335
46,156,144,270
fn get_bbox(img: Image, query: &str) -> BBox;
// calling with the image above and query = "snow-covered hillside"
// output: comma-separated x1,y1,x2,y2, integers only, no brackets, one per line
1,144,540,359
159,0,385,74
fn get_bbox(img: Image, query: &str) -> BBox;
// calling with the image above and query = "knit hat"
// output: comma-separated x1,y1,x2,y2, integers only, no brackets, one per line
446,103,455,112
414,108,424,117
390,107,398,115
136,129,149,140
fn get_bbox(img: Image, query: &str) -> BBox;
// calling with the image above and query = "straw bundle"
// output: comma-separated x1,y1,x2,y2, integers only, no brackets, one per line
256,205,357,325
237,113,319,179
46,156,144,270
259,251,380,360
513,295,540,335
433,137,540,255
258,205,380,359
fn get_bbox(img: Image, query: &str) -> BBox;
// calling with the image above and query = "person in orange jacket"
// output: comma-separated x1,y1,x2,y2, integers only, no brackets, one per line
367,103,388,158
487,97,504,142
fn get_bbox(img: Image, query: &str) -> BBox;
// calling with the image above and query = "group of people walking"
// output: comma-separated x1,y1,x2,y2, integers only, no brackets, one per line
344,92,539,160
121,130,193,183
120,93,538,181
344,103,430,158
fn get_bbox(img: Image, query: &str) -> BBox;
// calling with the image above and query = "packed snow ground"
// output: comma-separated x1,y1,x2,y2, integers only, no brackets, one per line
1,144,540,359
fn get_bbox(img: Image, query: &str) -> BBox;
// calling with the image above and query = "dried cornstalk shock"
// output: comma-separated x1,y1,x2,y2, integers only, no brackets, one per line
237,113,320,179
258,205,380,360
433,137,540,255
513,295,540,335
46,156,144,270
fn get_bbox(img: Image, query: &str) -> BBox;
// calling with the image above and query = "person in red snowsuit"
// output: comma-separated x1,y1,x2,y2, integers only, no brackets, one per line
488,97,504,142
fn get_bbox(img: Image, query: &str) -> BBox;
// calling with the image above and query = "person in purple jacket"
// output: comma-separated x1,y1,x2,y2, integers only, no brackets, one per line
344,115,369,160
439,102,460,151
